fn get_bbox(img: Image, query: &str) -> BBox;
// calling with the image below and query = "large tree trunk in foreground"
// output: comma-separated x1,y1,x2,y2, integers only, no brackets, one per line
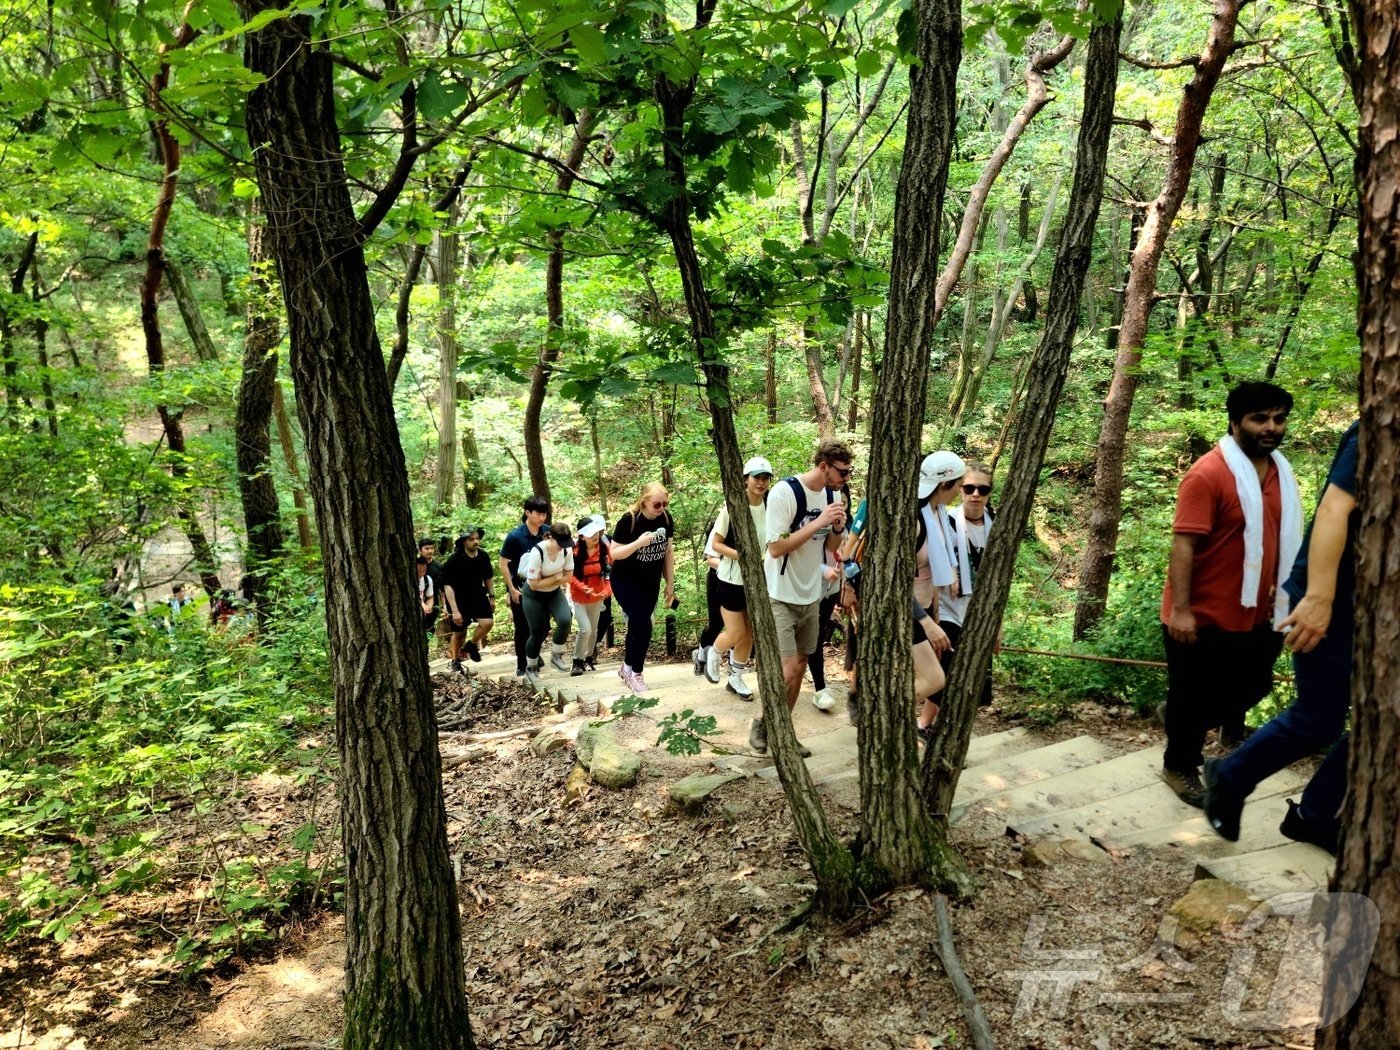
235,217,284,614
242,11,472,1049
1074,0,1243,639
1318,4,1400,1044
926,12,1120,817
857,0,965,892
655,0,857,917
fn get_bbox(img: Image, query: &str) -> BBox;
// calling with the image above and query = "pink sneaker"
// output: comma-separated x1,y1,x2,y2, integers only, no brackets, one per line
631,671,647,693
618,664,628,682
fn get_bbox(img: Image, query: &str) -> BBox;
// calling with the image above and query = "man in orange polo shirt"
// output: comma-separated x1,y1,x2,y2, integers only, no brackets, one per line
1159,382,1298,807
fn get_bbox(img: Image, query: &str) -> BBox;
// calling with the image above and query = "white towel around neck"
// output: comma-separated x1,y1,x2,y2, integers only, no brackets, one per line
950,505,992,596
921,503,958,589
1217,434,1303,625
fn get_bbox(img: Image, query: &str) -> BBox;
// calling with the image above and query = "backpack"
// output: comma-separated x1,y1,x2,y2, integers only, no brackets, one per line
774,476,834,576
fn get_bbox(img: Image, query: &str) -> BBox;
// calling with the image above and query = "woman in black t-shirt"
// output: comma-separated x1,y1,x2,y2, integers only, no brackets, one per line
610,482,675,691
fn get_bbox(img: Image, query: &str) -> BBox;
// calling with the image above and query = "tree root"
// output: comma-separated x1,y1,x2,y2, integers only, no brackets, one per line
932,892,996,1050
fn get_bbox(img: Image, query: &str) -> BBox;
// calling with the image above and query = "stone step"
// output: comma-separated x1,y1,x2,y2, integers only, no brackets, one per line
956,746,1162,825
951,735,1116,810
964,727,1040,768
1008,764,1309,848
1195,841,1335,900
1088,767,1311,855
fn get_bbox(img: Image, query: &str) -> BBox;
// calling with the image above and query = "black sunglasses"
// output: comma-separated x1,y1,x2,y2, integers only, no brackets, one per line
962,483,993,496
832,465,853,478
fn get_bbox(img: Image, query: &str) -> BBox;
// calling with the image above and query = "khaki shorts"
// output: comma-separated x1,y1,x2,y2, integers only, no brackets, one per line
770,599,819,657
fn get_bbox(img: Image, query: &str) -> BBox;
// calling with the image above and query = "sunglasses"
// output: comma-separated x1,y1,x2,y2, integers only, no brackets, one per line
651,500,669,510
962,483,993,496
831,466,853,478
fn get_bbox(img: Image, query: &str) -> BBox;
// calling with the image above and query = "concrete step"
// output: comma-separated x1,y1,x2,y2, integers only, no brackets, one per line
952,735,1116,810
1089,767,1311,855
1195,841,1335,900
956,746,1162,825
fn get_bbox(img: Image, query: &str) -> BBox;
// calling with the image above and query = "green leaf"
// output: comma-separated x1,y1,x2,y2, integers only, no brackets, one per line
651,361,698,385
854,51,884,77
570,24,608,65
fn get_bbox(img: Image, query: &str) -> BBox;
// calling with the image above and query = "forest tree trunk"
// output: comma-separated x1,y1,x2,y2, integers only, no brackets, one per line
241,10,473,1048
273,382,314,551
764,330,778,424
926,12,1120,816
856,0,966,892
1074,0,1243,640
433,206,459,513
1317,3,1400,1043
524,115,595,502
143,14,222,598
32,264,57,439
165,257,220,362
2,232,38,430
801,319,836,437
235,217,284,614
654,0,858,916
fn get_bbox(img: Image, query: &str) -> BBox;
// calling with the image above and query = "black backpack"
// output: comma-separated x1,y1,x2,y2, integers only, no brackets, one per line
717,477,833,573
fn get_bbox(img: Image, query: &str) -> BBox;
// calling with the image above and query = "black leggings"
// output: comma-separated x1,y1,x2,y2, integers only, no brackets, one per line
806,591,840,689
699,568,723,649
508,593,530,672
612,573,660,672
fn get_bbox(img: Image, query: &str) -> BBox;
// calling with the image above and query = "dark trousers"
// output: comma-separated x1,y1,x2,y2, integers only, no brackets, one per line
509,593,530,672
1215,608,1352,828
522,585,572,660
613,574,660,672
933,619,994,707
1162,622,1284,772
806,592,840,690
699,568,722,650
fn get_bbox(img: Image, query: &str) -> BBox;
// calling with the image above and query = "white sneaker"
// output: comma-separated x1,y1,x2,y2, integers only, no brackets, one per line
812,689,836,712
705,645,722,684
627,669,648,694
726,666,753,700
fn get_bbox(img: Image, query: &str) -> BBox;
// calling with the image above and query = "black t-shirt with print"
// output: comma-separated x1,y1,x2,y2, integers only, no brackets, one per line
611,509,674,585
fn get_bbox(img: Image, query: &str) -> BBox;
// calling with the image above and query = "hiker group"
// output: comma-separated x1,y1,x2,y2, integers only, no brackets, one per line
417,437,1000,757
1156,381,1358,856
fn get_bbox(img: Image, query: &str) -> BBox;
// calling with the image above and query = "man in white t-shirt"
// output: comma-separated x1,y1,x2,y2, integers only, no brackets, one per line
751,438,852,754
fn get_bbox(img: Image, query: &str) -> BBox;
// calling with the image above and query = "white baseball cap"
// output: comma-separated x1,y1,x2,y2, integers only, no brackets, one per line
917,450,967,498
577,515,607,539
743,456,774,477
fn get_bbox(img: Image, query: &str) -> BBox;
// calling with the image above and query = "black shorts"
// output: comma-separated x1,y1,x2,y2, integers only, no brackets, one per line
447,592,494,631
716,578,747,613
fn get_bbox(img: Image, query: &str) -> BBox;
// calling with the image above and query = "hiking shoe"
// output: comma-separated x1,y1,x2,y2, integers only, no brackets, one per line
1219,724,1256,749
1279,799,1340,856
726,666,753,700
570,660,585,677
450,658,464,674
585,653,598,671
749,718,768,754
1202,757,1244,841
1162,766,1206,809
550,647,570,673
515,666,527,679
705,645,722,684
464,640,481,662
692,646,706,676
812,689,835,712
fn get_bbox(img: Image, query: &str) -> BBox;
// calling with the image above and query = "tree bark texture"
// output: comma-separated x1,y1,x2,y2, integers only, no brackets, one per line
1318,4,1400,1044
926,13,1121,818
524,115,595,503
32,264,57,439
801,319,837,437
654,5,858,916
764,329,778,424
1074,0,1243,640
857,0,964,892
143,11,222,599
241,12,473,1049
236,217,284,613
